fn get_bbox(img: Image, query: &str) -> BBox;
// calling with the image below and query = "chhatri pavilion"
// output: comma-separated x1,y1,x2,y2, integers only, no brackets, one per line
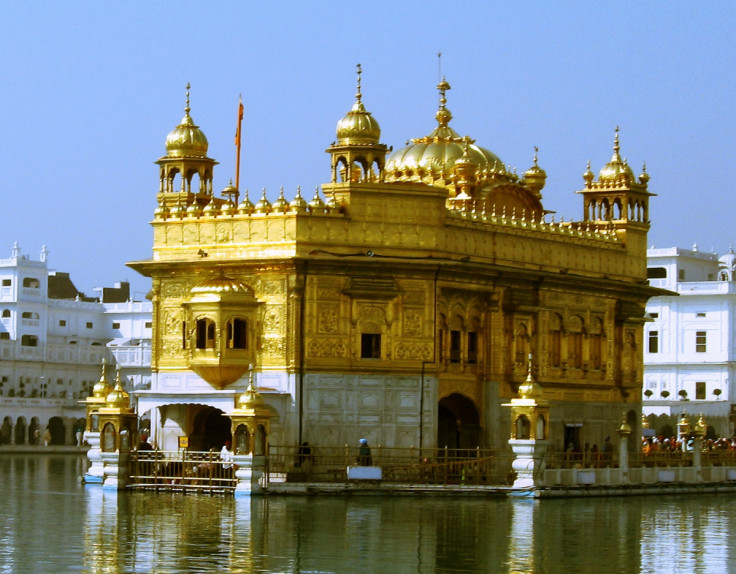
128,68,660,457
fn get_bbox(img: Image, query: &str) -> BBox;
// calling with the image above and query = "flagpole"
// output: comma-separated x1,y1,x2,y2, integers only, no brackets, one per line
235,95,244,204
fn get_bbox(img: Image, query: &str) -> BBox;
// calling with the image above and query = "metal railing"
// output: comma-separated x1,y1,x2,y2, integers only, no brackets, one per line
128,450,237,493
265,445,511,486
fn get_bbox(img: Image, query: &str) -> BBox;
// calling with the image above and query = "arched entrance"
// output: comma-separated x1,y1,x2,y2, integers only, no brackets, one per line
190,406,232,451
14,417,27,445
29,418,40,445
48,416,66,445
1,417,11,444
437,393,481,451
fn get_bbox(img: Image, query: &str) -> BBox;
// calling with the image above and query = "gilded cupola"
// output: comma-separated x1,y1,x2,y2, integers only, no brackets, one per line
335,64,381,145
385,77,506,188
326,65,388,185
597,126,635,185
92,359,113,399
165,84,209,158
521,147,547,196
105,366,130,409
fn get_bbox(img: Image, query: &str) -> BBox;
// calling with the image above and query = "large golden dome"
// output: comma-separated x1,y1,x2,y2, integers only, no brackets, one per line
598,127,635,184
385,78,507,184
335,64,381,145
165,84,209,158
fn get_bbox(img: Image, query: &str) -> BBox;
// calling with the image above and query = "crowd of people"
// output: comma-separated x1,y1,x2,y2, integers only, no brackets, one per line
642,435,736,454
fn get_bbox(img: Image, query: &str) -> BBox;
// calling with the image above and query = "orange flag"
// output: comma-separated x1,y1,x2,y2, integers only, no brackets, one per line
235,98,244,146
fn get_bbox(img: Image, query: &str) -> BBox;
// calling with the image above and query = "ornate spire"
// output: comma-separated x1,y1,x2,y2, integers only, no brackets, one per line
518,354,543,400
611,125,621,162
355,63,362,105
185,82,191,117
436,75,452,128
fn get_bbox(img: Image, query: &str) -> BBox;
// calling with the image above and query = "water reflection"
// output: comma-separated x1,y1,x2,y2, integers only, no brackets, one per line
2,455,736,573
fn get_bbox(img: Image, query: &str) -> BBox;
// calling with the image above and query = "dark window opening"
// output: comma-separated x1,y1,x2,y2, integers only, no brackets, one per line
361,333,381,359
696,331,707,353
21,335,38,347
22,278,40,288
196,318,217,349
647,267,667,279
648,331,659,353
227,318,248,349
467,332,477,364
696,382,706,400
450,330,461,363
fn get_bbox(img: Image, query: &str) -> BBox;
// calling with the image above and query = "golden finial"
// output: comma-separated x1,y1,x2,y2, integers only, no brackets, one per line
518,354,543,400
185,82,191,116
533,146,539,166
437,51,442,82
612,126,621,160
355,63,362,103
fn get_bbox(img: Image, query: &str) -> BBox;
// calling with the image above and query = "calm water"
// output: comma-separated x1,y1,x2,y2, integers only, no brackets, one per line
1,455,735,573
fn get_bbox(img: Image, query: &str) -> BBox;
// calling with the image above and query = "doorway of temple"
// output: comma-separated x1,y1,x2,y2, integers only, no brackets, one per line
190,406,232,451
437,393,481,451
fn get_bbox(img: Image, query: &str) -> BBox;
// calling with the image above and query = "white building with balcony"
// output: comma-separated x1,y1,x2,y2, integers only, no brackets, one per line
0,243,151,446
643,245,736,438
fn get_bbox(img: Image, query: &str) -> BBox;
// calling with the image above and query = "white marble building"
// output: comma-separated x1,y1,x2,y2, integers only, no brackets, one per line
0,243,152,445
644,245,736,437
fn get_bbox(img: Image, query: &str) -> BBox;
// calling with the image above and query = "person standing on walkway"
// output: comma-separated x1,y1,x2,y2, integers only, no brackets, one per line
358,438,372,466
43,427,51,447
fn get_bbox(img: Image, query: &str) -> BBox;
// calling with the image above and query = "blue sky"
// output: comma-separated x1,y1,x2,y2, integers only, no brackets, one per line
1,2,734,297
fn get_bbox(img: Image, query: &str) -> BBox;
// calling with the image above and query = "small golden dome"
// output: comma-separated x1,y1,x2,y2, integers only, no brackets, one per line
105,367,129,408
308,186,326,213
186,202,202,218
639,163,650,185
335,64,381,145
522,147,547,194
106,383,129,409
165,84,209,158
203,199,218,216
254,188,272,214
290,186,308,213
518,356,543,400
153,203,169,220
272,187,289,213
583,160,594,186
598,127,635,184
237,384,265,410
92,360,113,398
237,189,255,215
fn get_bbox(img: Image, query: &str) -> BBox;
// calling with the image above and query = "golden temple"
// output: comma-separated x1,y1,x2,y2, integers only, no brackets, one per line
128,66,661,455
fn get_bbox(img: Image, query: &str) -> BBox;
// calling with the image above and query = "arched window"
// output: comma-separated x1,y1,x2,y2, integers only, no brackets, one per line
567,316,584,369
195,318,216,349
589,317,604,370
22,277,40,288
549,313,562,367
1,309,9,318
226,318,248,349
515,415,531,440
20,334,38,347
